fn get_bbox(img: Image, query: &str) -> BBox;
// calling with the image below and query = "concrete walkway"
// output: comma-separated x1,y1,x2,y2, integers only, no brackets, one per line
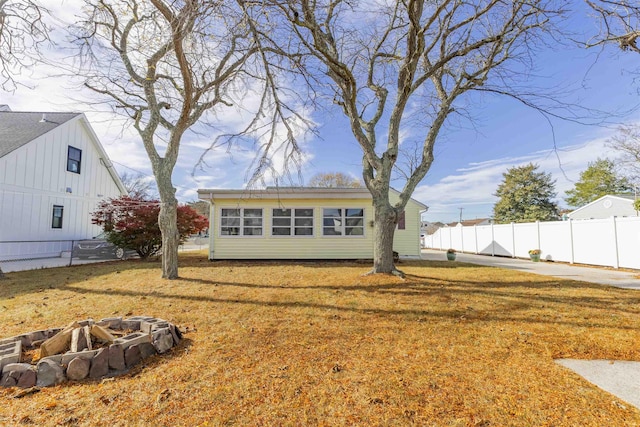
422,249,640,410
421,249,640,290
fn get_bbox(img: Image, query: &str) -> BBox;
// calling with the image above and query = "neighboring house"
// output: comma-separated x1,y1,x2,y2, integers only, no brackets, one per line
445,218,492,227
0,107,127,260
567,194,638,220
197,187,428,260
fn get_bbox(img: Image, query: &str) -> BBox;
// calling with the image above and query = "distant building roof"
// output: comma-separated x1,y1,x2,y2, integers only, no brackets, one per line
446,218,491,227
0,111,81,158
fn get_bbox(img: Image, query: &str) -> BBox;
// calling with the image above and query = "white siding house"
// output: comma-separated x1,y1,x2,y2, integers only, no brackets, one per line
197,187,428,260
0,109,126,260
567,195,638,220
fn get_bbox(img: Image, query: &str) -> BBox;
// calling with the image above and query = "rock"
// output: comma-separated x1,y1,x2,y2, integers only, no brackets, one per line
124,345,141,368
0,372,17,387
16,370,36,388
66,357,90,381
108,344,126,371
36,359,65,387
1,363,32,375
89,348,109,378
138,342,156,359
169,324,182,344
153,333,174,354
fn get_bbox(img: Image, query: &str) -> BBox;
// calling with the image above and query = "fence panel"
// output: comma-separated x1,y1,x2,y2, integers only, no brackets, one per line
491,224,514,257
513,222,538,259
615,217,640,269
539,221,572,262
475,225,494,255
572,219,617,267
425,217,640,270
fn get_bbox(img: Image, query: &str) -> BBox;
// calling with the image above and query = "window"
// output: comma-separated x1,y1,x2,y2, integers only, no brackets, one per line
67,146,82,174
323,208,364,236
52,205,64,229
272,208,314,236
220,208,262,236
397,210,406,230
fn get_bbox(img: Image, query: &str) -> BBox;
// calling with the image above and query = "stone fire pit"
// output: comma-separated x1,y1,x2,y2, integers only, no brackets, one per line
0,316,181,388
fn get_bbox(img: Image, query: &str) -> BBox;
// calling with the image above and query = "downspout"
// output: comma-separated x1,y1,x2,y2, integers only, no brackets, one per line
208,193,215,261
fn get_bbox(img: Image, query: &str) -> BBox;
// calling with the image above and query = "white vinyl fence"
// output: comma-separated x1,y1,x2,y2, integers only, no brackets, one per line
423,217,640,270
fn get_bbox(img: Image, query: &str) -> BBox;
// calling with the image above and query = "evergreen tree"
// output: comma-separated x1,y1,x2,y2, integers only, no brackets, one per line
565,158,631,207
493,163,559,223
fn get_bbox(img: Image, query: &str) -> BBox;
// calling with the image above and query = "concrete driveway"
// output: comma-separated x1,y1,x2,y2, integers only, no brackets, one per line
421,249,640,290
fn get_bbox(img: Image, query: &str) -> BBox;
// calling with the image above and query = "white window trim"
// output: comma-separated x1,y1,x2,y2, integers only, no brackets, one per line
321,207,366,238
271,207,315,238
218,207,264,238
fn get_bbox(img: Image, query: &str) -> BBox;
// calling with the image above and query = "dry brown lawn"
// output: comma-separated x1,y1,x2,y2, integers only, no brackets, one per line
1,253,640,426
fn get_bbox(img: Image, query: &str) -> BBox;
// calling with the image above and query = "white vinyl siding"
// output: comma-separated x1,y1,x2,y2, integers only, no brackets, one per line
0,115,125,248
272,208,314,236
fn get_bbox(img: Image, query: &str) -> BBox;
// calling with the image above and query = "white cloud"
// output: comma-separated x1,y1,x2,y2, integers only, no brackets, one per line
417,135,616,222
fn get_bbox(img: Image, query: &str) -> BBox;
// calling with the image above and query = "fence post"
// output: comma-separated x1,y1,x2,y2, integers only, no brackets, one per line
568,219,574,264
474,225,478,254
536,221,541,252
68,240,74,267
511,222,516,258
612,216,620,269
460,225,464,253
491,222,495,256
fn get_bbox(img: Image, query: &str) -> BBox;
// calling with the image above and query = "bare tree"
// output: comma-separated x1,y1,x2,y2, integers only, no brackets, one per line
119,171,158,200
585,1,640,54
609,123,640,183
264,0,564,275
72,0,300,279
0,0,50,91
308,172,363,188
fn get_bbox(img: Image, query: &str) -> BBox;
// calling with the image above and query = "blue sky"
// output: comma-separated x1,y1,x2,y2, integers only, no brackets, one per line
2,1,639,224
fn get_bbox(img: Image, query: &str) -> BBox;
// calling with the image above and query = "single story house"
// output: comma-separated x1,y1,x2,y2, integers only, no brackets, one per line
197,187,428,260
0,107,126,260
567,194,638,220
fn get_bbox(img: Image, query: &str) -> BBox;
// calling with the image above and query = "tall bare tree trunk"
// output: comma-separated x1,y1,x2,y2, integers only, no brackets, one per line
155,162,179,279
371,200,399,275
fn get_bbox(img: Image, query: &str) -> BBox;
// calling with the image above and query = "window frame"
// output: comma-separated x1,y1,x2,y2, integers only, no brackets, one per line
67,146,82,174
271,208,314,237
51,205,64,229
322,207,365,237
219,207,263,237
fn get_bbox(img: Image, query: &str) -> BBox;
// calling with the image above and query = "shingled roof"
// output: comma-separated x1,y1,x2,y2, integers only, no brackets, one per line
0,111,81,158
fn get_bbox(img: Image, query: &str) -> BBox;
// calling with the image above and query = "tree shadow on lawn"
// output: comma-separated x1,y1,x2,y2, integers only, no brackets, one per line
53,277,640,332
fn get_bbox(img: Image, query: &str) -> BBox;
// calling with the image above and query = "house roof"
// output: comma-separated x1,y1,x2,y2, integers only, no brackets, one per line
198,187,428,209
567,194,636,217
0,111,81,158
446,218,491,227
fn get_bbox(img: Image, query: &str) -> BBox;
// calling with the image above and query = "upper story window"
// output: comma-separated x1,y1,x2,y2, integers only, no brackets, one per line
52,205,64,229
67,146,82,174
220,208,262,236
272,208,314,236
323,208,364,236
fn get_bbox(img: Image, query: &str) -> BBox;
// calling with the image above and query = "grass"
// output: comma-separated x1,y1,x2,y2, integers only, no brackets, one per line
1,253,640,426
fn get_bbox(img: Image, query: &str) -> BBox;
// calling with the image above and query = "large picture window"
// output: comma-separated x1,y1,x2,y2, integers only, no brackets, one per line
323,208,364,236
220,208,262,236
272,208,314,236
52,205,64,229
67,146,82,174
